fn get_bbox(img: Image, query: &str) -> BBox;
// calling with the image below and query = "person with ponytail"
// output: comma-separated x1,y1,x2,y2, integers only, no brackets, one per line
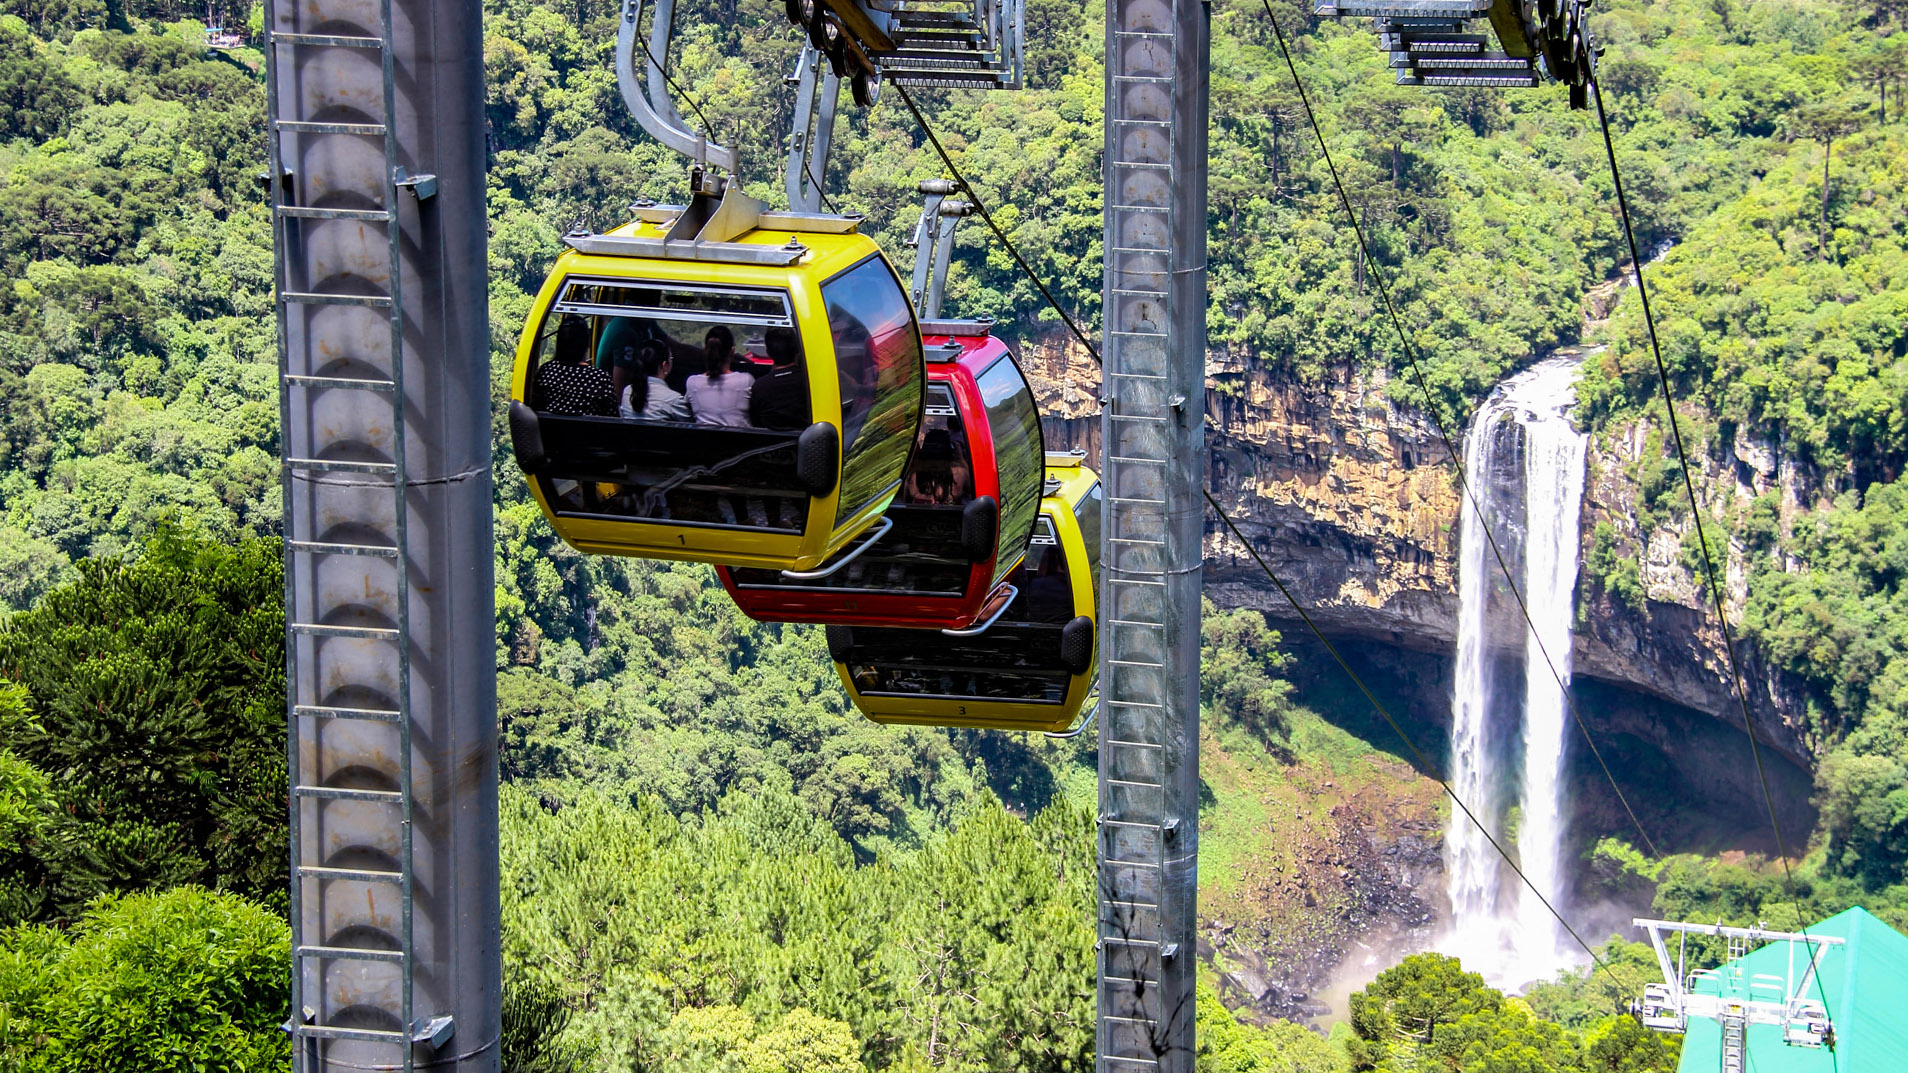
684,324,752,427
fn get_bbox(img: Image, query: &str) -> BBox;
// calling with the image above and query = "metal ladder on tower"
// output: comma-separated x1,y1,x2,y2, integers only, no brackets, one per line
1097,0,1200,1065
1721,1007,1746,1073
266,0,446,1065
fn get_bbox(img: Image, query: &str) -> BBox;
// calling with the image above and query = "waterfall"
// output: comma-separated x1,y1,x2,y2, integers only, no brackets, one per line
1440,355,1587,988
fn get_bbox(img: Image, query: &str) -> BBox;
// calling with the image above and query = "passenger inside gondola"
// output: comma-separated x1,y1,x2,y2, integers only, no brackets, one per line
686,325,753,427
750,327,809,430
534,315,618,417
635,344,690,421
1019,542,1074,623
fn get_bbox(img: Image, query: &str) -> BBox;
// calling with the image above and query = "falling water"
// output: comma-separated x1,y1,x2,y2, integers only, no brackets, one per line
1440,355,1587,988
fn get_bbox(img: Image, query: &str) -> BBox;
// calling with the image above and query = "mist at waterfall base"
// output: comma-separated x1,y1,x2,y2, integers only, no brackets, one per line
1437,356,1590,990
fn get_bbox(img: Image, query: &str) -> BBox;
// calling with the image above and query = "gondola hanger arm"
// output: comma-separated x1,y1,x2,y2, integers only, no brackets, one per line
616,0,738,175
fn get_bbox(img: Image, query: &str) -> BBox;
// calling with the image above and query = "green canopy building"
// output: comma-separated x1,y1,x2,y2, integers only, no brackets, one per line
1673,907,1908,1073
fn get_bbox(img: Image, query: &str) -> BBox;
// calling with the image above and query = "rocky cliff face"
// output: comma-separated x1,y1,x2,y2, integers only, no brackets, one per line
1019,307,1814,769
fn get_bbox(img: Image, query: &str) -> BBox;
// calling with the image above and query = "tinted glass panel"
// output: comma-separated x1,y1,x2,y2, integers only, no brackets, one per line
559,280,792,326
976,356,1043,586
1074,480,1103,601
839,509,1075,703
821,256,922,527
525,279,810,533
843,623,1072,704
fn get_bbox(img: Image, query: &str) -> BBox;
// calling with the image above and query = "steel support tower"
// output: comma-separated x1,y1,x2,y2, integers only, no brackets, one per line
1096,0,1208,1067
266,0,499,1066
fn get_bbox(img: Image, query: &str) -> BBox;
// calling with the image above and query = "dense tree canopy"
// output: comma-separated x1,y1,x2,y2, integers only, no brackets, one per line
0,528,285,923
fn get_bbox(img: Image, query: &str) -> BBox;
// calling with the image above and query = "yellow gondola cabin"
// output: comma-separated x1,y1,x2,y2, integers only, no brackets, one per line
825,457,1102,733
507,206,924,571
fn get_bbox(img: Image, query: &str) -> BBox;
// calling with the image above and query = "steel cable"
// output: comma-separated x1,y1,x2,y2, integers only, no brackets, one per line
1589,75,1836,1026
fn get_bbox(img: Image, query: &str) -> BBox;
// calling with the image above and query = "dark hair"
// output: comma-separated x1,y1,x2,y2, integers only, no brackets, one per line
555,315,593,365
764,326,800,368
639,341,670,379
704,325,734,381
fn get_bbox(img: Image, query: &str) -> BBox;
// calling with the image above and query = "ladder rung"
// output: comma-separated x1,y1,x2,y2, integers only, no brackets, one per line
294,703,402,722
289,622,400,640
284,373,398,392
1105,899,1161,909
1101,819,1164,829
1103,1059,1161,1070
286,457,398,475
291,1024,407,1044
276,120,387,136
277,205,392,222
299,864,404,883
1107,779,1163,791
1107,739,1163,750
273,31,384,48
1110,660,1165,669
1101,1015,1160,1025
296,944,404,963
280,291,394,308
287,539,400,557
1103,936,1161,947
294,784,403,803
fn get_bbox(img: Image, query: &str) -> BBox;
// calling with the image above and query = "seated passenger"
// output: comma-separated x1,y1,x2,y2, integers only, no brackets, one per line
1022,551,1074,623
534,315,617,417
904,429,958,505
636,344,692,421
946,430,974,501
749,326,809,430
685,326,753,427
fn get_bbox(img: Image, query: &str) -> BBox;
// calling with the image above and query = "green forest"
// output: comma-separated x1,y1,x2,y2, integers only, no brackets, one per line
0,0,1906,1067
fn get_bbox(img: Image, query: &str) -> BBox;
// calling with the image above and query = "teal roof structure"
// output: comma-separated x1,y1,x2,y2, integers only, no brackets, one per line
1676,907,1908,1073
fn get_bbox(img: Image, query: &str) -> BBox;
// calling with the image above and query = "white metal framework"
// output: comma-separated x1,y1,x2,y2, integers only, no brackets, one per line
1630,917,1843,1053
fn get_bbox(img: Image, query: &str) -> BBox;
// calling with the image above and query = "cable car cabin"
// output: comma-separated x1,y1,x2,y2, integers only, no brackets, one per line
826,458,1102,733
506,214,924,570
1633,984,1682,1033
715,325,1044,630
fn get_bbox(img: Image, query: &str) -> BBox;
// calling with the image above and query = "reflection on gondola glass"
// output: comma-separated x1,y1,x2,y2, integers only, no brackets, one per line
976,355,1043,584
1075,479,1103,595
524,278,813,533
822,256,923,528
